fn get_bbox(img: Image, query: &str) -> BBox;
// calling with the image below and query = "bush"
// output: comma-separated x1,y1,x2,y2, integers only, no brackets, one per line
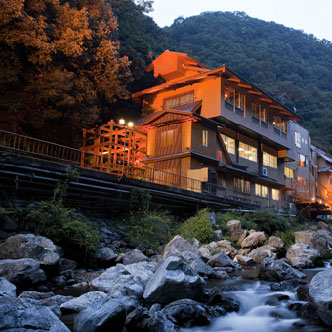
178,209,213,244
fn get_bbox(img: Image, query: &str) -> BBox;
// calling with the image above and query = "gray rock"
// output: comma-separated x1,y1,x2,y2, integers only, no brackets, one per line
58,258,77,272
214,270,229,280
213,230,222,242
295,231,330,256
123,249,148,265
148,311,177,332
91,261,156,298
176,251,214,277
234,255,254,266
286,243,321,267
241,232,266,249
198,247,211,259
55,275,66,287
317,221,329,231
18,291,55,300
268,236,285,251
0,277,16,297
207,253,236,268
143,256,204,305
309,267,332,326
60,291,107,313
0,296,70,331
163,235,198,258
0,258,46,285
226,220,244,242
124,306,150,332
288,256,313,269
260,258,306,282
95,247,117,265
248,249,273,264
0,234,59,265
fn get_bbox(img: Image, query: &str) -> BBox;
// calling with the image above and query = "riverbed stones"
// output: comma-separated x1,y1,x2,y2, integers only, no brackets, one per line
207,253,236,269
309,267,332,326
260,258,305,282
295,230,330,256
0,234,60,265
143,256,204,305
0,277,16,297
286,243,321,268
240,231,266,249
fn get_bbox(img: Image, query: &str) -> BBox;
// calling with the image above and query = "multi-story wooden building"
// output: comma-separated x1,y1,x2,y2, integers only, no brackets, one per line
132,50,302,209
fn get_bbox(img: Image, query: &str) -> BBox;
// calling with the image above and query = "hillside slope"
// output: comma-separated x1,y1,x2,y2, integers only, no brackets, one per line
164,11,332,154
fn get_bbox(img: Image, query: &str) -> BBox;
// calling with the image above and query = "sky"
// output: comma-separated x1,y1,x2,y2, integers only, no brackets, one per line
148,0,332,42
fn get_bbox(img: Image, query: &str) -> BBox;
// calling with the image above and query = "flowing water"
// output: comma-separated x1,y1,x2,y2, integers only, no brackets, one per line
182,264,332,332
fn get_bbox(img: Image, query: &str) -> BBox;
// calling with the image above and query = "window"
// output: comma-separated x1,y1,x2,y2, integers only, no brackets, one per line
225,87,245,111
251,103,267,125
295,132,301,148
263,152,277,168
219,173,226,187
273,116,287,133
298,153,306,167
272,188,280,201
221,134,235,155
160,129,175,147
297,176,306,187
235,91,245,110
164,91,194,109
284,167,295,178
239,142,257,162
233,177,251,193
255,184,269,198
202,130,208,147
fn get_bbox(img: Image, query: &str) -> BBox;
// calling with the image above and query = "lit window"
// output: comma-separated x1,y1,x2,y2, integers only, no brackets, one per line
272,188,280,201
297,176,306,187
233,177,251,193
164,91,194,109
160,129,175,147
235,91,245,110
295,132,301,148
239,142,257,162
221,134,235,155
273,116,287,133
225,87,245,110
263,152,277,168
252,103,267,124
284,167,295,178
202,130,208,147
255,184,269,198
298,154,306,167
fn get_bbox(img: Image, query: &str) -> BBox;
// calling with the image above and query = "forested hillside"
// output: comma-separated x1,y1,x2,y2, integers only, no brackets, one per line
164,11,332,154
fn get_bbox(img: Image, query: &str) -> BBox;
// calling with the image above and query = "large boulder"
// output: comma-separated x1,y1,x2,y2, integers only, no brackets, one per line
207,253,236,269
234,255,254,267
240,232,266,249
0,234,60,265
0,277,16,297
260,258,305,282
181,251,214,277
226,220,245,242
216,240,238,259
268,236,285,252
91,261,156,298
309,267,332,326
0,258,46,285
286,243,321,268
248,249,271,264
143,256,204,305
0,296,70,332
60,291,107,313
123,249,148,265
295,231,330,257
163,235,198,258
94,247,117,266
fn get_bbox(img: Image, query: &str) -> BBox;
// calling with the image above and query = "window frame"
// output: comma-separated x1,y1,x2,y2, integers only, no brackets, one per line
221,134,235,155
263,151,277,168
239,142,257,162
202,129,208,147
163,91,194,109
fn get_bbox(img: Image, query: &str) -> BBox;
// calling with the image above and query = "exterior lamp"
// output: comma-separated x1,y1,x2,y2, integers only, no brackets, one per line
128,121,134,128
119,119,125,125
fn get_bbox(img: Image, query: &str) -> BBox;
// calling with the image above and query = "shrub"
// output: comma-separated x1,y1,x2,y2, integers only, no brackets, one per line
178,209,213,244
280,231,295,249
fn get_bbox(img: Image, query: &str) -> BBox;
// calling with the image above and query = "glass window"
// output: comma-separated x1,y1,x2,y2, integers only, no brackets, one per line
295,132,301,148
233,177,251,193
255,184,269,198
235,91,245,110
284,167,295,178
298,154,306,167
221,134,235,155
252,103,267,124
202,130,208,147
263,152,277,168
239,142,257,162
164,91,194,109
273,116,287,133
225,87,244,110
160,129,175,147
272,188,280,201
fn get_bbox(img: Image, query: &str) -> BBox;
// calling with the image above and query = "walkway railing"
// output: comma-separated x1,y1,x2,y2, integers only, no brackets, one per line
0,130,202,192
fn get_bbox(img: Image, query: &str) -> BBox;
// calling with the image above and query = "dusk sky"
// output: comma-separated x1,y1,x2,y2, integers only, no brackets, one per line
148,0,332,42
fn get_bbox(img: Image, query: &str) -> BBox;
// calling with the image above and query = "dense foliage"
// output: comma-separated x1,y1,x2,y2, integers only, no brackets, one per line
165,12,332,154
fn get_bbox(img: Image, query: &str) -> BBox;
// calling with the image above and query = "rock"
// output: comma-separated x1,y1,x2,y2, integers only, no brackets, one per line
0,296,70,331
286,243,321,267
234,255,254,266
237,230,248,245
58,258,77,272
163,235,198,258
162,299,210,327
216,240,238,258
124,306,150,332
248,249,274,264
297,285,310,301
318,221,329,231
37,294,74,307
226,220,244,242
143,256,204,305
192,238,200,248
18,291,55,300
214,271,229,280
213,230,222,242
309,267,332,326
206,241,218,251
208,212,216,224
295,230,329,256
317,230,332,253
148,311,177,332
60,291,107,313
207,253,236,269
94,247,117,266
270,279,306,291
268,236,285,252
181,251,214,277
198,247,211,259
260,258,306,282
204,288,240,312
0,277,16,297
123,249,148,265
0,258,46,285
240,232,266,249
74,298,126,332
0,234,60,265
91,261,156,297
55,275,66,287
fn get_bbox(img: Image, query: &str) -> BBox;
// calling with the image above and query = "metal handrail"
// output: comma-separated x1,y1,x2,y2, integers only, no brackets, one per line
0,130,202,192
